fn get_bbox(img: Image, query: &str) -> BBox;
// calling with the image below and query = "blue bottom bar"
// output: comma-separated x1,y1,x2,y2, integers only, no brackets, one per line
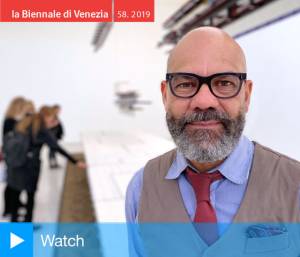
0,222,299,257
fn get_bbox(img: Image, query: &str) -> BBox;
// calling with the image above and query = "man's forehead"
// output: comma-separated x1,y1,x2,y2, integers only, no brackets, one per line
168,51,244,75
167,27,246,73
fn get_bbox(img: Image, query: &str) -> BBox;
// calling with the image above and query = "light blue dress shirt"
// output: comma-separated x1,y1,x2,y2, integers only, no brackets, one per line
125,135,254,256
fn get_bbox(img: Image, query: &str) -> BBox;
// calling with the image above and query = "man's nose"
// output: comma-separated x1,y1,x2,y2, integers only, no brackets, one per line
189,83,220,110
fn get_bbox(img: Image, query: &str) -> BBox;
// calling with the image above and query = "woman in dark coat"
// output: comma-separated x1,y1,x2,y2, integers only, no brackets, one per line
8,106,85,222
2,97,27,217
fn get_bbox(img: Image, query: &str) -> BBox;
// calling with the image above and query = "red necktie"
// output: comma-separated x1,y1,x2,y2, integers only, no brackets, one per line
186,167,224,244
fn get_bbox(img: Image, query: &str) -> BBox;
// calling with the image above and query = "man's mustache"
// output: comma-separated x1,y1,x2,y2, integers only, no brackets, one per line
181,109,231,127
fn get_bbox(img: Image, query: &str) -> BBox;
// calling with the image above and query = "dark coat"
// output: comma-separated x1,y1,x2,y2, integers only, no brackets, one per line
2,118,17,183
50,122,64,140
7,127,76,192
2,118,17,138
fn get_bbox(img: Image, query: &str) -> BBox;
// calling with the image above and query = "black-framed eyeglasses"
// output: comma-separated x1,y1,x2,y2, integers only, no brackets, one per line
166,72,247,99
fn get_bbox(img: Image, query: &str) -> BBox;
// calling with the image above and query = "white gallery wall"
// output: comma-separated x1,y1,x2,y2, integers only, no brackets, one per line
0,2,300,160
0,0,181,143
237,12,300,160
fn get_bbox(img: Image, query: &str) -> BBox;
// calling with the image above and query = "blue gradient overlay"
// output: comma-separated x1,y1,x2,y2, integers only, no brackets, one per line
0,222,299,257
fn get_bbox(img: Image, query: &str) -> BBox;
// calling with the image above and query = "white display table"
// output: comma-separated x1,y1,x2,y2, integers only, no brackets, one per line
82,130,174,222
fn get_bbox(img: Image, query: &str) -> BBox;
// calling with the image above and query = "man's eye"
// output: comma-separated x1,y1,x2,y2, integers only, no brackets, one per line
216,80,234,87
175,82,195,89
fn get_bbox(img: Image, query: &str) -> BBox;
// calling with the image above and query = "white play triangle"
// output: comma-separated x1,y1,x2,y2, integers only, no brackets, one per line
10,232,25,249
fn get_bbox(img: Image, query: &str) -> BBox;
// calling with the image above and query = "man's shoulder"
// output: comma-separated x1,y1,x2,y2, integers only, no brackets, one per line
128,167,144,189
255,142,300,170
145,148,177,169
128,148,178,190
142,148,177,177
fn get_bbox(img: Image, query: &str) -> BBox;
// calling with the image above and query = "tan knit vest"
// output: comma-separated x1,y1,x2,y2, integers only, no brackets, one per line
138,143,300,223
136,143,300,257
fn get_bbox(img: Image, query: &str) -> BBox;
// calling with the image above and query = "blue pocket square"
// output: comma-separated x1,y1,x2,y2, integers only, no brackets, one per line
246,224,287,238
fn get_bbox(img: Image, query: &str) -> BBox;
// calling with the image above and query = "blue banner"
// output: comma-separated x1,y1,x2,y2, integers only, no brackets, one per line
0,222,299,257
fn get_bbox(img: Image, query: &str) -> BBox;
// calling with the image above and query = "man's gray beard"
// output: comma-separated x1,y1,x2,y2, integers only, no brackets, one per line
166,108,246,163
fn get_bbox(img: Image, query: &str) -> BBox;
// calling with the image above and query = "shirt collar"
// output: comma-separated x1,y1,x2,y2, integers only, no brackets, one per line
165,135,254,185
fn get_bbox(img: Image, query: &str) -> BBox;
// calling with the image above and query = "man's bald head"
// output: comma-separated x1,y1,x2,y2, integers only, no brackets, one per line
167,27,247,74
162,27,253,167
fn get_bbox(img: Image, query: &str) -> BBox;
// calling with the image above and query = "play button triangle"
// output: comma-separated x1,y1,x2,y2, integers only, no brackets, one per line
10,232,25,249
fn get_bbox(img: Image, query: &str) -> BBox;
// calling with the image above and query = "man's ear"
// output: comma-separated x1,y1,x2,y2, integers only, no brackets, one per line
161,80,168,110
244,80,253,112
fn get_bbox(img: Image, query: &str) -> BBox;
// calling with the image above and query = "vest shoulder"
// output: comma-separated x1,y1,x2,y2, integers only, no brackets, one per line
144,148,177,175
256,142,300,170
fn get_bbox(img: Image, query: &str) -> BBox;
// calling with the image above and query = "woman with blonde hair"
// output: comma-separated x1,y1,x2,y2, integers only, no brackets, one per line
3,97,26,135
8,105,85,222
2,96,27,217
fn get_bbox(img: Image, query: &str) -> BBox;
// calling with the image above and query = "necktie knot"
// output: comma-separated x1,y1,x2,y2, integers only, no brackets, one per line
186,167,224,209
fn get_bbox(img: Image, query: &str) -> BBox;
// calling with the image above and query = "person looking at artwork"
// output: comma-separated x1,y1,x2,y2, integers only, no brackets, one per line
7,105,86,222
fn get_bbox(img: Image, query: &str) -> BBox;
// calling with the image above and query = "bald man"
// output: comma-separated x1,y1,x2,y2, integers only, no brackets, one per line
125,27,300,256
